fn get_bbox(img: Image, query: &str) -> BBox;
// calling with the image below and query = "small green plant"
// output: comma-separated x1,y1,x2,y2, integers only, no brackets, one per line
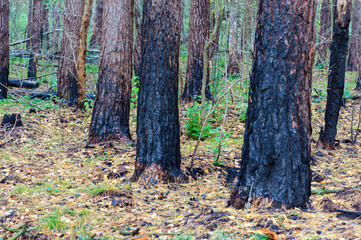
185,103,212,140
12,185,27,195
41,208,69,231
131,76,140,109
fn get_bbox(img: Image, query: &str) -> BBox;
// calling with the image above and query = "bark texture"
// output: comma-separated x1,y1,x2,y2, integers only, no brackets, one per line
319,0,332,64
347,0,360,71
134,0,142,78
88,0,133,144
76,0,93,110
181,0,210,102
133,0,183,183
0,0,9,99
229,0,317,209
89,0,103,48
228,0,242,75
320,0,352,149
57,0,84,105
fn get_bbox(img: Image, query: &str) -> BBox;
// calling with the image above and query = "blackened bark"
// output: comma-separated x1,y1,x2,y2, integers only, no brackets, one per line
133,0,183,183
57,0,84,105
181,0,210,102
319,0,332,64
89,0,103,48
134,0,142,78
347,0,360,71
88,0,133,144
0,0,9,99
229,0,317,209
320,0,352,149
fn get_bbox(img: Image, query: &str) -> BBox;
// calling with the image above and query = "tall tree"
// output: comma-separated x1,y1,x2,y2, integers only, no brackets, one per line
347,0,360,71
181,0,210,102
89,0,103,48
27,0,47,80
0,0,9,99
89,0,134,144
228,0,242,75
320,0,352,149
134,0,142,78
319,0,332,66
57,0,84,105
229,0,317,208
132,0,183,183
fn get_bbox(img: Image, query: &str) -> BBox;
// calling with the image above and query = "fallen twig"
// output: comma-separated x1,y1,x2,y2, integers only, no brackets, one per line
119,227,140,236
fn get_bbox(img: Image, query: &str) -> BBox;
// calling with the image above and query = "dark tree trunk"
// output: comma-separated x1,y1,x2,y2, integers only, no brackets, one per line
27,0,47,80
347,0,360,71
134,0,142,78
57,0,84,105
319,0,332,65
89,0,103,48
0,0,9,99
133,0,183,183
181,0,210,102
229,0,317,209
320,0,352,149
88,0,133,144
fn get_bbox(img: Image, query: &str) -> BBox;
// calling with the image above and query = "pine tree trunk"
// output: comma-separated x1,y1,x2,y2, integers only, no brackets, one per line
319,0,332,66
0,0,9,99
89,0,103,48
88,0,133,144
228,0,242,75
347,0,360,71
320,0,352,149
57,0,84,105
133,0,183,183
134,0,142,78
181,0,210,102
229,0,317,209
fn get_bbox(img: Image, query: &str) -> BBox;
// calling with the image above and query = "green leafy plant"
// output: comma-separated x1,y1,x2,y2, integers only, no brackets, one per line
185,103,212,140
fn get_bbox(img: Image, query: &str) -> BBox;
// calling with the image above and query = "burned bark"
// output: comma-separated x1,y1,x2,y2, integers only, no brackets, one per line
89,0,103,48
181,0,210,102
8,79,39,89
229,0,317,209
319,0,332,65
320,0,352,149
133,0,183,183
57,0,84,105
347,0,360,71
88,0,133,144
0,0,9,99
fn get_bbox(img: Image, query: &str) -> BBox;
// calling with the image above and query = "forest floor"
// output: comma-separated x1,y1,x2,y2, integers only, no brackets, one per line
1,70,361,240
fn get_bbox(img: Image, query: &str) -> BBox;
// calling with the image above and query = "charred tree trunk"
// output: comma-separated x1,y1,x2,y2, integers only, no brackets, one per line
181,0,210,102
319,0,332,66
320,0,352,149
0,0,9,99
133,0,183,183
76,0,93,110
347,0,360,71
229,0,317,209
228,0,242,75
57,0,84,105
88,0,133,144
134,0,142,78
89,0,103,48
27,0,47,80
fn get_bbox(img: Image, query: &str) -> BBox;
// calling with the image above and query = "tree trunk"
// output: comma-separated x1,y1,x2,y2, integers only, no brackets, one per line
228,0,242,75
88,0,133,144
133,0,183,183
134,0,142,78
347,0,360,71
0,0,9,100
76,0,93,110
229,0,317,209
89,0,103,48
319,0,332,66
57,0,84,105
320,0,352,149
181,0,210,102
27,0,47,80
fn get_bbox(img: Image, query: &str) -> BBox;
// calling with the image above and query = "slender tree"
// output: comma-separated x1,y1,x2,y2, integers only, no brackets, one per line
57,0,84,105
347,0,360,71
132,0,183,183
0,0,9,99
228,0,242,75
89,0,103,48
134,0,142,78
320,0,352,149
181,0,210,102
319,0,332,66
229,0,317,209
88,0,133,144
